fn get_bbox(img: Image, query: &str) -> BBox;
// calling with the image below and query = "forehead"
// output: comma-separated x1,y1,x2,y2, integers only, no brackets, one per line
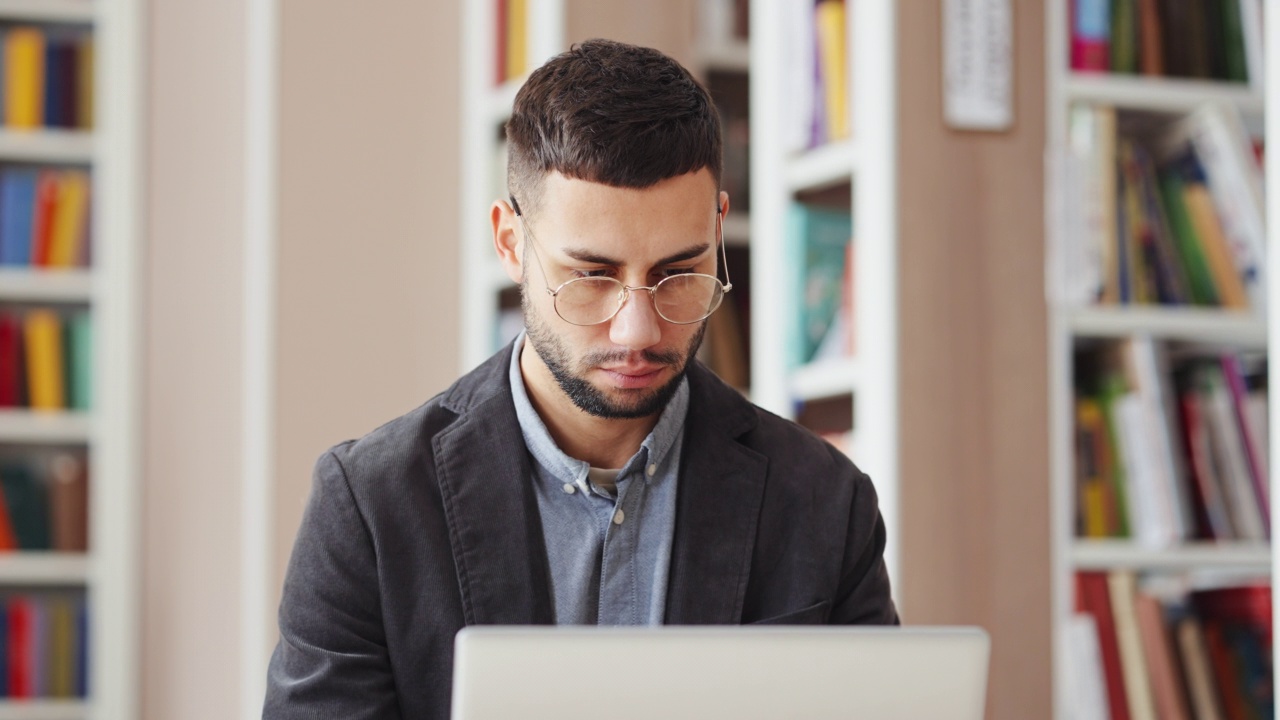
532,170,718,262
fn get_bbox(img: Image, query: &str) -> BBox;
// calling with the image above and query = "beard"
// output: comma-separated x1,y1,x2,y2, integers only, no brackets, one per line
522,288,706,420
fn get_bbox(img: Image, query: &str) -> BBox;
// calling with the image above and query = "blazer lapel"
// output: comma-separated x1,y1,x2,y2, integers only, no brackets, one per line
433,350,554,626
664,365,768,624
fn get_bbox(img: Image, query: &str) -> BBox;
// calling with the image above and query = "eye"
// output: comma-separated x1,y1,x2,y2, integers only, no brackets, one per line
572,267,616,279
659,267,697,278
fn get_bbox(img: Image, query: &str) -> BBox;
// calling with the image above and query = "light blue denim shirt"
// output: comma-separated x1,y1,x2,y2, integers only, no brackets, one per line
508,333,687,626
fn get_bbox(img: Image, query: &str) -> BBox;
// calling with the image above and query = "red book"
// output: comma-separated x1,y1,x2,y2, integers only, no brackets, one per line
1070,0,1112,72
29,171,58,267
1077,572,1131,720
7,597,32,698
0,314,19,407
494,0,508,85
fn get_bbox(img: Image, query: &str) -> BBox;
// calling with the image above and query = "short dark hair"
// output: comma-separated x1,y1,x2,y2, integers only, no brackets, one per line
505,39,722,216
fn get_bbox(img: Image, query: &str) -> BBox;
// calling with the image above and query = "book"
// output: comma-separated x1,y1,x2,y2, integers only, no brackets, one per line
0,313,19,407
1176,616,1226,720
1180,183,1247,309
1111,0,1138,73
1108,571,1158,720
1136,0,1164,74
787,204,852,368
814,0,848,141
1133,592,1190,720
1160,104,1265,309
1158,173,1218,306
48,170,89,268
1078,572,1133,720
64,311,91,411
0,463,50,550
0,170,36,267
24,310,66,411
505,0,527,81
1073,0,1113,71
75,35,93,129
1195,362,1266,541
1219,354,1268,535
7,597,33,698
4,27,44,128
30,171,60,267
48,453,87,552
1178,392,1236,539
1065,613,1112,720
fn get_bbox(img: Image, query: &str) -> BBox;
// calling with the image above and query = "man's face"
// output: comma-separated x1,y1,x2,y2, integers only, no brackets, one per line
517,170,723,420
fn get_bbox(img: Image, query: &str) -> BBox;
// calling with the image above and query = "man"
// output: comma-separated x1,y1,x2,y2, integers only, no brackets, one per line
264,39,896,720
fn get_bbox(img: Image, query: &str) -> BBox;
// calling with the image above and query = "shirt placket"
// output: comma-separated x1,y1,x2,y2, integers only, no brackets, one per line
597,467,645,626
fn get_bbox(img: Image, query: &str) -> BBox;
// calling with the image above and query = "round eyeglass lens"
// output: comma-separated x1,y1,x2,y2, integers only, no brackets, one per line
555,277,625,325
654,274,723,323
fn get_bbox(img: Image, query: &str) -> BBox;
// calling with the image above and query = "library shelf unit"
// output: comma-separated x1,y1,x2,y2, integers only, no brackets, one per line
749,1,898,581
0,0,143,716
1046,1,1274,718
460,0,565,372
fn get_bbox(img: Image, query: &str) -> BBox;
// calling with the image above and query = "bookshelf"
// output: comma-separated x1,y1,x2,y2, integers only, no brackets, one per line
0,0,142,717
1047,1,1271,718
460,0,565,372
749,0,898,583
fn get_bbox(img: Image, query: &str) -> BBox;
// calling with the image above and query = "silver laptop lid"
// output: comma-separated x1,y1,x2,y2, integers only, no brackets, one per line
451,626,990,720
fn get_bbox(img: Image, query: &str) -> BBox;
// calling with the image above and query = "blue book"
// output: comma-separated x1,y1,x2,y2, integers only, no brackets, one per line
74,598,87,698
43,40,64,128
787,203,852,368
0,170,36,267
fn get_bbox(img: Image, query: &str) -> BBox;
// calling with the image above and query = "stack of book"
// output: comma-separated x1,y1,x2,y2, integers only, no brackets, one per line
1072,573,1270,720
0,457,87,552
0,310,91,412
1070,0,1263,84
782,0,848,152
1075,339,1268,545
0,592,88,699
0,26,94,130
0,168,92,269
1066,103,1264,309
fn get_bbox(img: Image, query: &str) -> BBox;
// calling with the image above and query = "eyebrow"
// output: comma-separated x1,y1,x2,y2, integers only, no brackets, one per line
561,243,712,268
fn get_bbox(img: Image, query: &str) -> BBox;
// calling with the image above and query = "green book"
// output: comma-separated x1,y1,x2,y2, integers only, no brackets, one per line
0,463,50,550
787,203,852,368
1096,373,1132,539
1221,0,1249,82
63,312,91,411
1158,173,1218,306
1110,0,1138,73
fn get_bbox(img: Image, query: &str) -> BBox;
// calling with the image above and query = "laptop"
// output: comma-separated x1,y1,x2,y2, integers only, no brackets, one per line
451,626,990,720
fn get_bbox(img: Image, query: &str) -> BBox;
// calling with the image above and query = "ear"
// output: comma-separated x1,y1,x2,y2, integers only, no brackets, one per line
718,190,730,221
491,199,524,284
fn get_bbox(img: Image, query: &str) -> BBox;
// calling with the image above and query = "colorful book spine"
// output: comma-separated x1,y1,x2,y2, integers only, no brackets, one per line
24,310,65,411
1072,0,1112,71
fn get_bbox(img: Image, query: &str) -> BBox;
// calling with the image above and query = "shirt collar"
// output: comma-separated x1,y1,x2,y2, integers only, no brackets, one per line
508,332,689,485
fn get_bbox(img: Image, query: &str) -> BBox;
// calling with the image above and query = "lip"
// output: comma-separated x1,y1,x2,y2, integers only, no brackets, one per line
600,365,666,389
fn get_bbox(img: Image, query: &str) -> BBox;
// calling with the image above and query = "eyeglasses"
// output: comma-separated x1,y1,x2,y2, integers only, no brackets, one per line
512,197,733,326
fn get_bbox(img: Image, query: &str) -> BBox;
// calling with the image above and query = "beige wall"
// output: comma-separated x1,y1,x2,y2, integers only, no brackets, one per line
896,3,1050,719
145,0,463,717
272,0,462,616
144,0,247,716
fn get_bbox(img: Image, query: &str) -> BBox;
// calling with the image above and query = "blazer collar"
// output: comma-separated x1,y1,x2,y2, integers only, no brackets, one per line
435,344,768,627
435,343,555,625
664,362,768,624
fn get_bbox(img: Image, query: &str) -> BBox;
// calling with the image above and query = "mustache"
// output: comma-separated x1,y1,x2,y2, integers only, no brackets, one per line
582,348,682,367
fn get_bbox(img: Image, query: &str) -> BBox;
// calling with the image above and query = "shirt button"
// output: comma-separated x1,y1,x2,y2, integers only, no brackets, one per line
562,483,576,495
613,509,625,525
647,464,657,477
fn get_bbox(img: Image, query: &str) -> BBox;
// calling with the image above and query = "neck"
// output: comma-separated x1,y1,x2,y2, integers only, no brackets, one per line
519,342,661,468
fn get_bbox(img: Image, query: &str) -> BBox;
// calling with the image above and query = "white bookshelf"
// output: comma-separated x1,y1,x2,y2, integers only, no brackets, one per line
0,701,87,720
751,1,898,584
0,0,142,717
1047,2,1272,718
460,0,565,372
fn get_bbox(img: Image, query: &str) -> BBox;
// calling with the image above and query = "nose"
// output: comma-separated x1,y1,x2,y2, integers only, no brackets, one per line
608,286,662,351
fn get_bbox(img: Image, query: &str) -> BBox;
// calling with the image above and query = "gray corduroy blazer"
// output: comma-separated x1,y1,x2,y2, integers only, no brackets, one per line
263,342,898,720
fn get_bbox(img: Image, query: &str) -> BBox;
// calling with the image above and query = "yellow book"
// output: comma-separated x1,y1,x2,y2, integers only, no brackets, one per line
49,597,73,697
506,0,528,82
815,0,849,140
77,36,95,129
48,171,89,267
1076,398,1112,537
1182,184,1248,309
5,27,45,129
24,310,65,410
